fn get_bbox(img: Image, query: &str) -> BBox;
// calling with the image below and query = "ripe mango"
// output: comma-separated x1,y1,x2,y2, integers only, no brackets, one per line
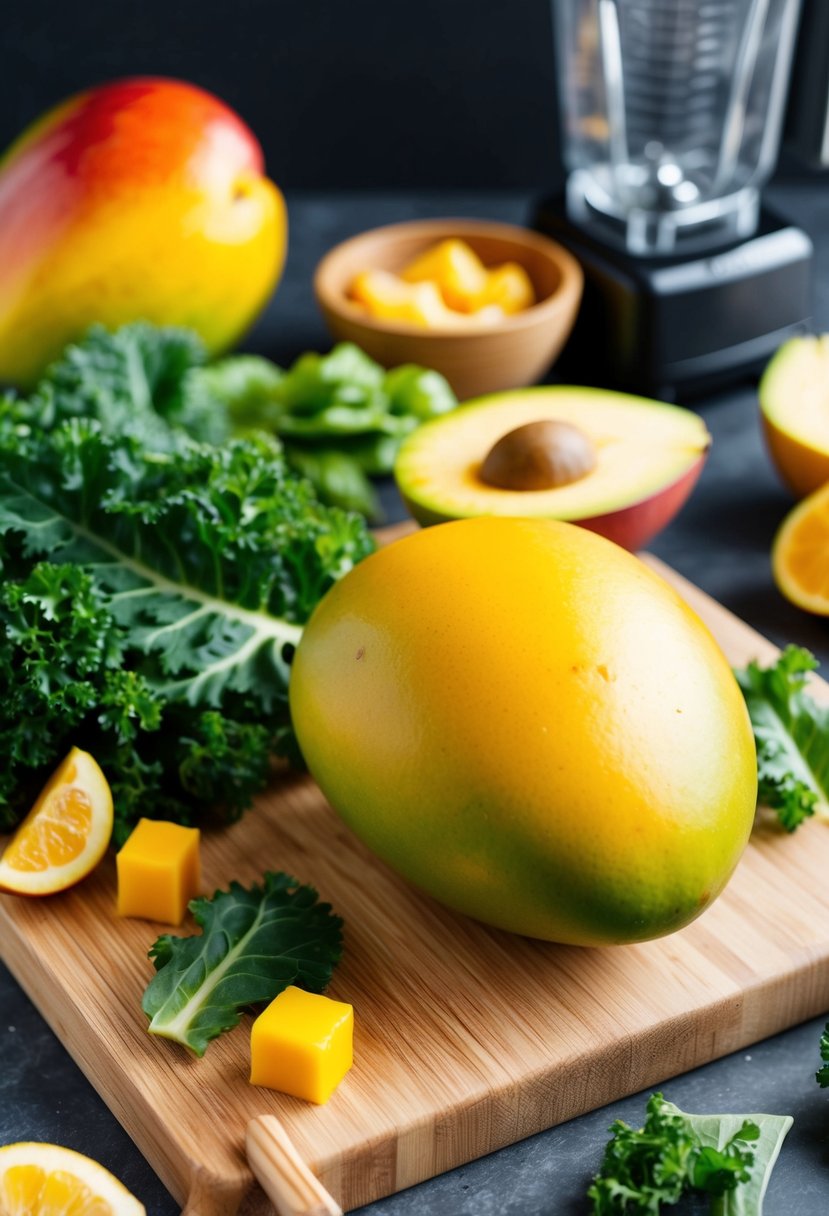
290,518,758,946
0,77,286,387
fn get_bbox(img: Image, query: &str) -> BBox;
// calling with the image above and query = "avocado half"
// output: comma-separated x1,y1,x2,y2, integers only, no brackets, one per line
394,386,710,551
759,335,829,499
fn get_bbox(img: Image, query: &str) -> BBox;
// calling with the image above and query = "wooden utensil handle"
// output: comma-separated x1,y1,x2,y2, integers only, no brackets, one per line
246,1115,342,1216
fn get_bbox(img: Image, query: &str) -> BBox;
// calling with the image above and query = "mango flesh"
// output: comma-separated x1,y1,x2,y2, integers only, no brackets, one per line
400,238,488,312
759,335,829,499
350,268,506,330
0,77,286,387
290,518,758,946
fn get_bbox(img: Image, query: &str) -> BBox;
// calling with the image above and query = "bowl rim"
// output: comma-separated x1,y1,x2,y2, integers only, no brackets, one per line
313,217,584,340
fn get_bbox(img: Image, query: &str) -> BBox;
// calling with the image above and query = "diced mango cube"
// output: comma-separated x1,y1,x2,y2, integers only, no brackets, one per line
473,262,535,315
401,238,488,312
250,985,353,1104
350,269,457,328
116,818,201,925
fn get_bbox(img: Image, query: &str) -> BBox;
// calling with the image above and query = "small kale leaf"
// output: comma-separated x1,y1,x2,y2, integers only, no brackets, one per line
588,1092,791,1215
816,1022,829,1088
735,646,829,831
143,872,343,1056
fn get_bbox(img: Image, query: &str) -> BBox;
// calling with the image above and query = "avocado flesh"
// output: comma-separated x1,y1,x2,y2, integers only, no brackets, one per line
395,386,710,523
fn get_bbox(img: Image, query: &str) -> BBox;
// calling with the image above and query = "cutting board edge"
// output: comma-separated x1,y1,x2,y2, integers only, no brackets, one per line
0,914,254,1215
312,952,829,1210
287,943,829,1209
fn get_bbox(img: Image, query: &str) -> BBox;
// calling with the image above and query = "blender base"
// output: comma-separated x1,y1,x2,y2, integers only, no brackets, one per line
532,195,813,400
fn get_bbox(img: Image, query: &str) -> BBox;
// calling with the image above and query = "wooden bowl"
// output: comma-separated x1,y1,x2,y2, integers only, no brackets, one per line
313,218,584,401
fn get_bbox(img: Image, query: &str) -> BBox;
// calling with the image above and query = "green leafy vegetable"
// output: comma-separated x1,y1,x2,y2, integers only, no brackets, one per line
383,363,458,420
187,341,458,519
185,354,285,435
286,446,381,520
13,324,457,521
816,1022,829,1088
143,872,343,1056
15,322,225,448
735,645,829,831
0,411,373,841
276,342,385,414
588,1092,791,1215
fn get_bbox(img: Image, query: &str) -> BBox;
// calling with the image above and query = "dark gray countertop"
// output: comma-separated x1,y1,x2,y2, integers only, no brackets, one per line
2,187,828,1215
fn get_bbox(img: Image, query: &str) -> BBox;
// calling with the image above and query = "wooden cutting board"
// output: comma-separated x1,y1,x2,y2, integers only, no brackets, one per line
2,554,829,1216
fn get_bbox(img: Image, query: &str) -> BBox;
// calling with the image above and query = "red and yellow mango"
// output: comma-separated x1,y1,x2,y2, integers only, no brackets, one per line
0,77,286,386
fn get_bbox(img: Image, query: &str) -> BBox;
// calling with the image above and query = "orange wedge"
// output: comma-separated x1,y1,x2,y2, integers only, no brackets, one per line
0,1143,145,1216
772,481,829,615
0,748,113,895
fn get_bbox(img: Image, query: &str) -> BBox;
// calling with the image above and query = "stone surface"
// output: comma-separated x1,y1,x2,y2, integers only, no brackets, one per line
2,187,828,1215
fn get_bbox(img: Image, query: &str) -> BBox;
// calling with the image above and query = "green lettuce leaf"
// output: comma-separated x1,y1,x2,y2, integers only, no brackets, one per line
183,354,285,435
669,1103,791,1216
143,872,343,1056
735,646,829,831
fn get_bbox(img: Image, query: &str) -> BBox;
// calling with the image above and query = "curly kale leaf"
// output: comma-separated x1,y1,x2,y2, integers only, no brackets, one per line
15,322,226,448
0,416,373,839
735,646,829,831
0,419,372,697
286,445,381,520
143,872,343,1056
588,1095,698,1213
588,1093,790,1216
0,561,131,829
816,1023,829,1088
0,560,272,844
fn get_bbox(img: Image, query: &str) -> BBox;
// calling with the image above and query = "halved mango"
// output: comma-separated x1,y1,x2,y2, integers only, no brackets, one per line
760,335,829,498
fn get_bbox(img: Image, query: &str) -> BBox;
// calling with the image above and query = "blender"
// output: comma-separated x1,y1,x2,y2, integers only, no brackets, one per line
537,0,812,397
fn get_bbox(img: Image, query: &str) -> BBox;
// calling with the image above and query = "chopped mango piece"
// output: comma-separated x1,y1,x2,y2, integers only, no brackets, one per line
350,269,459,328
351,269,507,330
116,818,201,925
250,985,353,1104
349,238,536,330
473,262,535,314
401,238,488,312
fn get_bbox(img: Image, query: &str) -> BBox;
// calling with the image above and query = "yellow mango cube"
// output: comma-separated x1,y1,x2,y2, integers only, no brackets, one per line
250,985,353,1104
474,262,535,315
350,269,458,328
116,818,201,925
401,238,488,312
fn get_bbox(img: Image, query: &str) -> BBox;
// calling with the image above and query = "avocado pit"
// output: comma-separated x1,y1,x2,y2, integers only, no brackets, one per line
480,419,597,492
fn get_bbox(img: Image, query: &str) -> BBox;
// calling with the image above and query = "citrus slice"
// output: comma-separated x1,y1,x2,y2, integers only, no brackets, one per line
0,1142,145,1216
0,748,113,895
772,480,829,615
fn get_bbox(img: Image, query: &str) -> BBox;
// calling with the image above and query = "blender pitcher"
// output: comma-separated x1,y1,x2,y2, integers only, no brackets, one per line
553,0,803,255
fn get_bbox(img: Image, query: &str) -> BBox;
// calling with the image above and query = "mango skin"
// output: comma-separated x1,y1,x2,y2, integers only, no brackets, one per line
290,518,758,946
0,77,286,387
